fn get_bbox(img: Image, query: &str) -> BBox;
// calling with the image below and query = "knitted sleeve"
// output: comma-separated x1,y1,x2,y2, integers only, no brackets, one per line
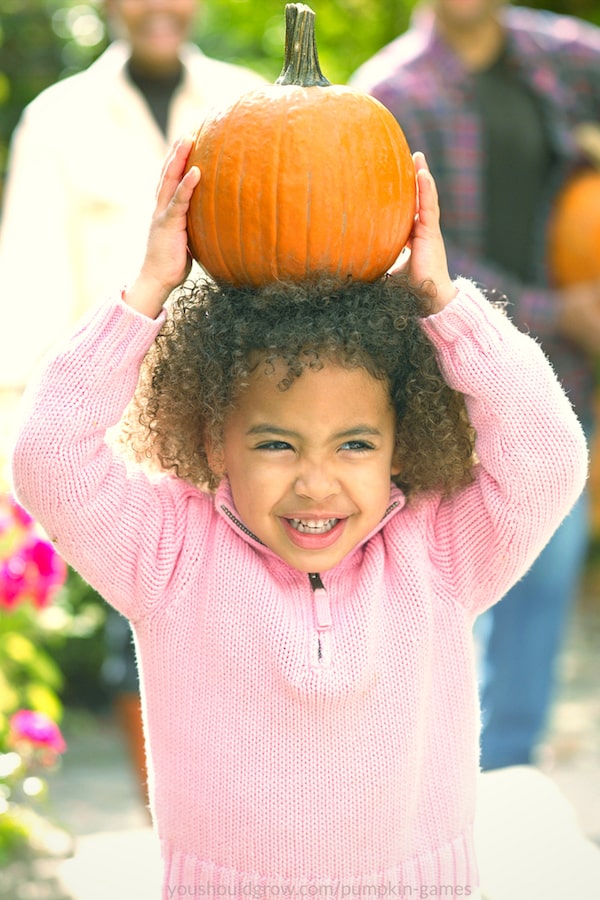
416,278,588,617
11,296,210,622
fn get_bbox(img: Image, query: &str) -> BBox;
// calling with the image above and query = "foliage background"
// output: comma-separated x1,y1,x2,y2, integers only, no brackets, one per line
0,0,599,205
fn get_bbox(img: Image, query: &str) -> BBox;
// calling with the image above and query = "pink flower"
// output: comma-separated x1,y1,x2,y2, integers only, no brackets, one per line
0,558,25,608
10,498,33,529
0,494,66,609
0,494,32,536
23,536,67,608
9,710,67,755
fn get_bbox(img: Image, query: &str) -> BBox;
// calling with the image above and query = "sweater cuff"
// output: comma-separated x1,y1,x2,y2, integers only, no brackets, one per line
114,290,168,329
420,277,508,345
74,293,167,356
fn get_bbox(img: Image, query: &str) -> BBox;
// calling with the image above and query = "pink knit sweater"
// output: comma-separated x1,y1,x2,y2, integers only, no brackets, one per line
12,281,587,899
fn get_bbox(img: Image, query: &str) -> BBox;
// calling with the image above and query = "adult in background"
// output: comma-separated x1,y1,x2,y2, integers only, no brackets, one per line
351,0,600,771
0,0,264,454
0,0,263,800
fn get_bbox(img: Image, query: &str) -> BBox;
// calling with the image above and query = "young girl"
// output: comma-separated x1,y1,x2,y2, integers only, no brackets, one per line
12,138,586,899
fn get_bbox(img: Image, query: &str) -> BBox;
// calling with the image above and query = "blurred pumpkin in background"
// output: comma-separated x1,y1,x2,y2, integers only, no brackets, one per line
548,166,600,287
549,123,600,538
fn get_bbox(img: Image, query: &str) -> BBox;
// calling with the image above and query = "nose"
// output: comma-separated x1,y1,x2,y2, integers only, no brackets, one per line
294,458,340,501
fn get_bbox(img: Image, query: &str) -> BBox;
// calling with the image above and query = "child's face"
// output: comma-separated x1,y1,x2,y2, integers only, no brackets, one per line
213,359,400,573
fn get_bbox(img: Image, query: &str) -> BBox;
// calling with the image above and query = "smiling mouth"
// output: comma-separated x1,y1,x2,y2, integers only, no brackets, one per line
287,518,339,534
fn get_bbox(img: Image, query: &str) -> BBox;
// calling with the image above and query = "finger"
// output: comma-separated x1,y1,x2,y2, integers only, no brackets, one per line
155,138,184,201
167,166,201,218
412,150,429,174
415,167,440,229
412,151,427,219
156,136,195,210
156,139,180,188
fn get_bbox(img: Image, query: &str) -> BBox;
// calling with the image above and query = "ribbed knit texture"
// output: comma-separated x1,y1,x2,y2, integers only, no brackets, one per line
12,281,587,899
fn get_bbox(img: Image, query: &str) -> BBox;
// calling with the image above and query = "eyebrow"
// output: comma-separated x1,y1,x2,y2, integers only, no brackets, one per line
246,424,383,439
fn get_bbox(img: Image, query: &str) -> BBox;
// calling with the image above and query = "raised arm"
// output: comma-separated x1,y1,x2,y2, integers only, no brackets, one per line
417,285,588,618
392,152,588,616
124,136,200,318
11,139,206,621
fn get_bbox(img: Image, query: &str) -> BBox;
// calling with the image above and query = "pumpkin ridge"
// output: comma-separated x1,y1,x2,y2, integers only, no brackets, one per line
364,102,395,278
251,105,280,281
207,130,231,277
335,103,350,278
192,101,249,285
264,100,286,283
273,100,288,282
211,128,240,284
308,91,343,276
354,94,379,278
187,120,216,277
233,112,254,288
277,94,311,282
381,101,414,275
303,167,312,280
335,92,370,279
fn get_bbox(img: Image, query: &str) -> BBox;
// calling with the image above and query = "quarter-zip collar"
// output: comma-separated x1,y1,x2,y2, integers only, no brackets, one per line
213,477,406,575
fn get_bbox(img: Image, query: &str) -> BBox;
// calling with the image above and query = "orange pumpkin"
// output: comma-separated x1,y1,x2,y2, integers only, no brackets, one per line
548,167,600,287
186,3,416,288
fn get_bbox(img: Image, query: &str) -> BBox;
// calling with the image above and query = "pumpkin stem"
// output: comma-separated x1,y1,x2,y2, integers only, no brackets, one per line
276,3,331,88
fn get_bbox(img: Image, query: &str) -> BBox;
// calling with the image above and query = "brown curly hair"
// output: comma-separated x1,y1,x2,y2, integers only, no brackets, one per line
122,274,475,497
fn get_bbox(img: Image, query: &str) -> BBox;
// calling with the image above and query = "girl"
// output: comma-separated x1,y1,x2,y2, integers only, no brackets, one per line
12,138,586,899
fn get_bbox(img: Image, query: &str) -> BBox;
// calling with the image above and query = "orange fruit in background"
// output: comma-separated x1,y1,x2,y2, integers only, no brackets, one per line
548,167,600,287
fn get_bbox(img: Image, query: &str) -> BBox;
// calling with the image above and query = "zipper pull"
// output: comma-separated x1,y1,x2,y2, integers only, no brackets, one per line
309,573,332,668
309,573,332,630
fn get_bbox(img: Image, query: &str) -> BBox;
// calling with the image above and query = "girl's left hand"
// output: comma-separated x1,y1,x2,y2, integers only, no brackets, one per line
390,152,457,313
124,137,201,318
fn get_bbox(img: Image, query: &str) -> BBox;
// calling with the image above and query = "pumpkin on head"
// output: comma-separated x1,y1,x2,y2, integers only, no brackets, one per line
185,3,416,288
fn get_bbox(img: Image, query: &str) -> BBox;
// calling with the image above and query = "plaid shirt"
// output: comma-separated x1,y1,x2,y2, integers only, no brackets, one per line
351,5,600,419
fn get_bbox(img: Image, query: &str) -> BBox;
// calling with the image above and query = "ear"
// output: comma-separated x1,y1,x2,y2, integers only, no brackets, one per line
391,453,402,478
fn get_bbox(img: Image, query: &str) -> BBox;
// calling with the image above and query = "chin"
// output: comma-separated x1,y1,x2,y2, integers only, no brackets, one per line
278,546,351,575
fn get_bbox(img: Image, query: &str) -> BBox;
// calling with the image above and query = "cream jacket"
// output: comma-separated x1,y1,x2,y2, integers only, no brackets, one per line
0,41,264,389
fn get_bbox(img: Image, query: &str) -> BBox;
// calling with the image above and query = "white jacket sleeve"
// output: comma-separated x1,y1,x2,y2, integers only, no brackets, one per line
0,103,82,389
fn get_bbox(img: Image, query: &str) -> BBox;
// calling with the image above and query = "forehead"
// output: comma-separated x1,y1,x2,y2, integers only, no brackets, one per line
433,0,504,17
232,359,394,429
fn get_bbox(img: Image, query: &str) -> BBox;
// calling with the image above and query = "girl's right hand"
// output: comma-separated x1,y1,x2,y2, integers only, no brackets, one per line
391,151,457,313
124,137,201,319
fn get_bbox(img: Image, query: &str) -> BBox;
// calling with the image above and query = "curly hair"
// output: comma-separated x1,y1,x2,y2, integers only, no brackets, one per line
122,274,475,498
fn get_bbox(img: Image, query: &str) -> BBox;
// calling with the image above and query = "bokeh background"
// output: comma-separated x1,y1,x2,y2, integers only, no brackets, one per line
1,0,600,204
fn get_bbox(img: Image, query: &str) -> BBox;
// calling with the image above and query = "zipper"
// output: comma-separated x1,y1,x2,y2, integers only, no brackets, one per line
308,572,332,668
218,503,337,668
219,504,266,545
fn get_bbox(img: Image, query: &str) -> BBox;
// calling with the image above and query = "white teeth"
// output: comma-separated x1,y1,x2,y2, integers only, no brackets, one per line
289,518,338,534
